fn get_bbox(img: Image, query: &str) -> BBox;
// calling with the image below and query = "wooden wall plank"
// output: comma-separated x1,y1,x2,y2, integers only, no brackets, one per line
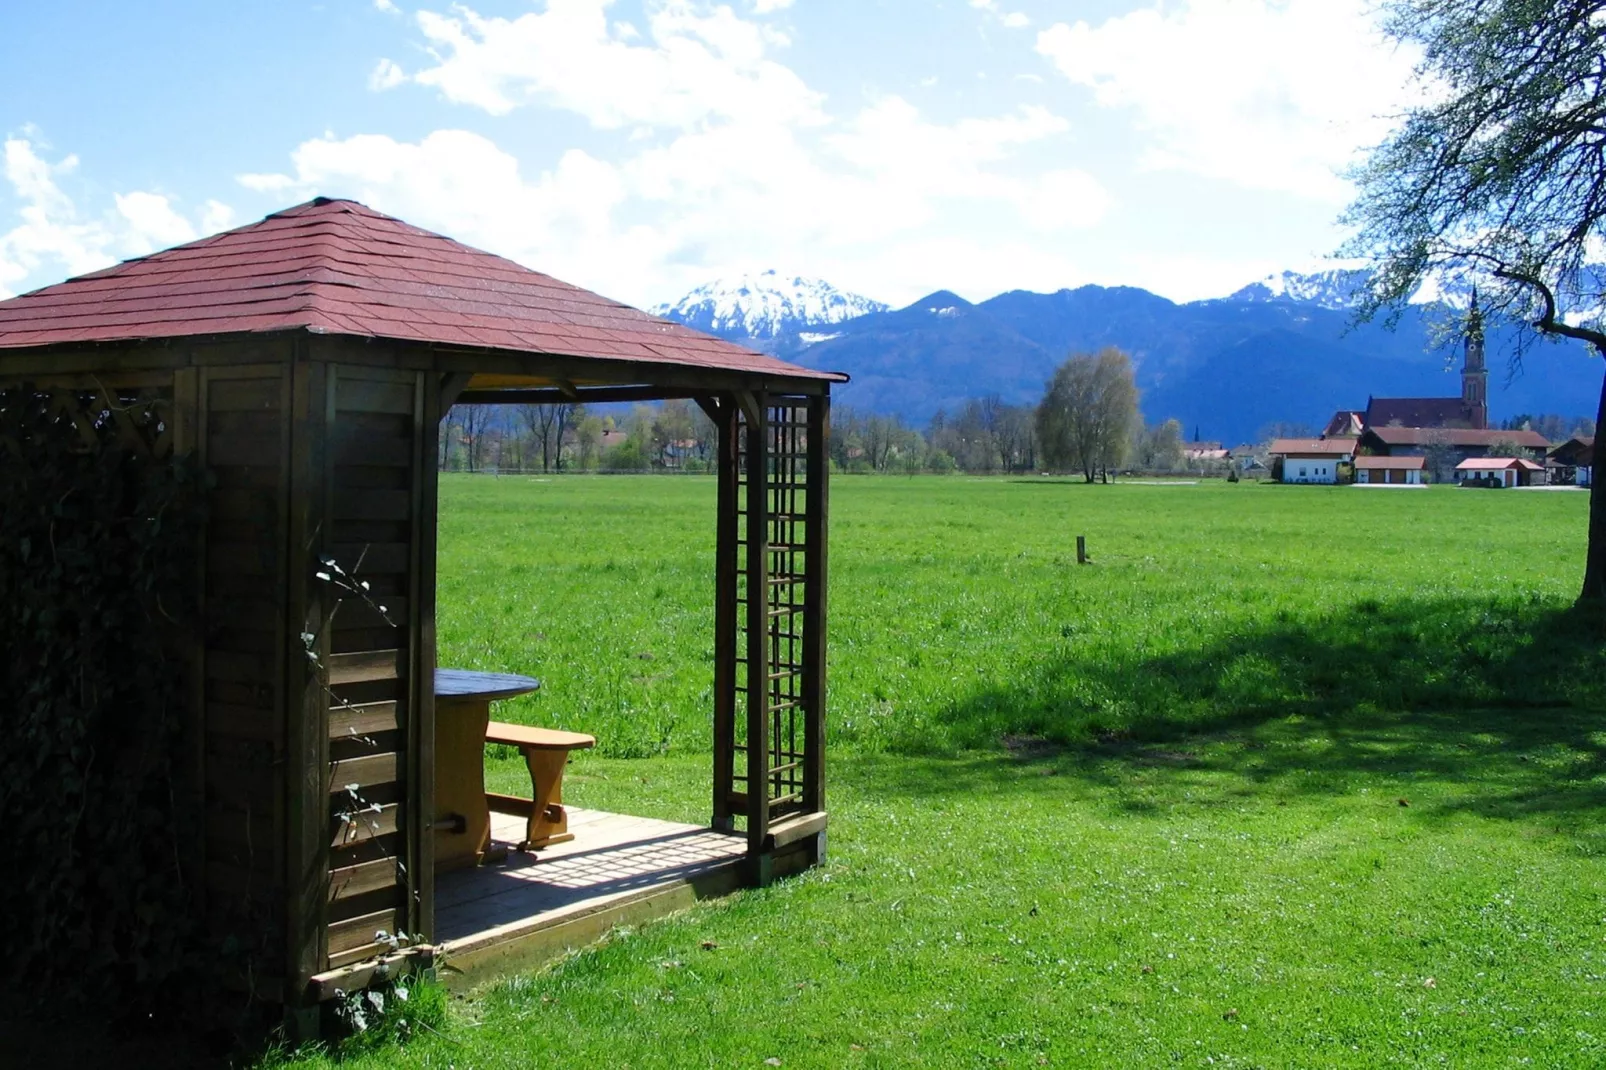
328,859,400,904
330,751,401,791
326,649,403,685
209,378,286,413
328,543,410,575
328,908,398,957
331,599,408,632
329,702,401,741
335,378,415,415
331,802,400,849
333,489,412,522
208,703,280,742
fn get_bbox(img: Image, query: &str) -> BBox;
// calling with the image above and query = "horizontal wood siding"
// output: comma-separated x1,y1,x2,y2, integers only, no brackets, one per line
322,367,424,959
200,363,292,990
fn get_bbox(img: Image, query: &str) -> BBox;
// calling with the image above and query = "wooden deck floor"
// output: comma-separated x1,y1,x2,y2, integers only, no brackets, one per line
435,808,748,985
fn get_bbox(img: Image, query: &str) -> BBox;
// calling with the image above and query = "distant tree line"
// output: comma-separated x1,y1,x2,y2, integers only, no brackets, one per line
439,346,1244,480
439,399,717,473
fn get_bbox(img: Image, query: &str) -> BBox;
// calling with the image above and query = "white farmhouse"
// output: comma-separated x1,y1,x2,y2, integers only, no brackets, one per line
1268,437,1355,484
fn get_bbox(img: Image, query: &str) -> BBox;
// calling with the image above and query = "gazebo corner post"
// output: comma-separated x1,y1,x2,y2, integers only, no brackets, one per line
409,369,443,945
800,391,830,861
711,394,740,833
742,392,773,880
284,353,334,1018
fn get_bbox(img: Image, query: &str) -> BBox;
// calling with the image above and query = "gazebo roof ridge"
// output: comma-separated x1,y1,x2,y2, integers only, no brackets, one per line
0,196,847,383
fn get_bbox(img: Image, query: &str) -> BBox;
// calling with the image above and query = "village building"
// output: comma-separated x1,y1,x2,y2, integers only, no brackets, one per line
1266,437,1354,483
1183,439,1229,463
1353,455,1427,485
1355,425,1550,483
1456,457,1545,487
1322,410,1365,438
1359,290,1490,431
1278,291,1553,484
1548,435,1595,487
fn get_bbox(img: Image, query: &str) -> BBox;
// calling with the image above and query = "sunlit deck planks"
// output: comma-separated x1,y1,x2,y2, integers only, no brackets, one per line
434,809,748,985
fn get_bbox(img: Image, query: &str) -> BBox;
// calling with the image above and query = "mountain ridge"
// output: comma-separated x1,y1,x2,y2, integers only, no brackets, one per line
650,270,887,344
655,269,1603,444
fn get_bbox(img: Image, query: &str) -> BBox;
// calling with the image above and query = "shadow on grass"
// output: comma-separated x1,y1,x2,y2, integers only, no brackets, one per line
860,595,1606,837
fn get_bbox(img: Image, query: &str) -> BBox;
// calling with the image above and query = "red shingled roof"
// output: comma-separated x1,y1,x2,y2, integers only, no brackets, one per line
1365,396,1474,428
0,197,845,382
1363,426,1549,449
1353,455,1426,470
1457,457,1544,471
1268,437,1355,456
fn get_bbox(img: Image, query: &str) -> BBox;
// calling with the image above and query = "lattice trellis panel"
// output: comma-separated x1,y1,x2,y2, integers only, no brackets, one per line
715,393,827,850
0,384,175,460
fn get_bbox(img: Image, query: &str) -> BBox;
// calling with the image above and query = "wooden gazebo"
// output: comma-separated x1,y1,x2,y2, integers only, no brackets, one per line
0,198,840,1021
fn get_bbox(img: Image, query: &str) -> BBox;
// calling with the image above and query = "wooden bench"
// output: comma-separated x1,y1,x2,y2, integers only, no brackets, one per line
484,722,596,851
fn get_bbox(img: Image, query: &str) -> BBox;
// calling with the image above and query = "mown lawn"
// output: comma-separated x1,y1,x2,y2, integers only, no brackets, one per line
279,476,1606,1068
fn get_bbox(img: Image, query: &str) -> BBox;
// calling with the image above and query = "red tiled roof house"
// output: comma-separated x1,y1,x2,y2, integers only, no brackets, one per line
1456,456,1546,487
1267,437,1355,484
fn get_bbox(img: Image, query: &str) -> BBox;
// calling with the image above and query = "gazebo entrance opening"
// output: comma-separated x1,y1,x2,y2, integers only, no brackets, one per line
407,383,830,988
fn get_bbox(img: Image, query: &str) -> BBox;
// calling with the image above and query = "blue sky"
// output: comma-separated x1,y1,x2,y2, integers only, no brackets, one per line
0,0,1418,308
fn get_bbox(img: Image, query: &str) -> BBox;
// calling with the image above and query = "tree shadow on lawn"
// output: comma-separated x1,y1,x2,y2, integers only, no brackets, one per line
858,594,1606,841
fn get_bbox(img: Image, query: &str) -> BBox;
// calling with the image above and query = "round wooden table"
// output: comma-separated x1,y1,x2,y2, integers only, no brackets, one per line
434,668,540,872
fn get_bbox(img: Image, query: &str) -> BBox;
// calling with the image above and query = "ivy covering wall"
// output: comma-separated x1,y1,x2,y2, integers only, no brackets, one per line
0,387,207,1012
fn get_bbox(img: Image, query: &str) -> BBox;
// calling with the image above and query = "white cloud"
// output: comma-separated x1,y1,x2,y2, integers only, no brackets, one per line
369,58,406,91
408,0,824,128
750,0,793,11
1036,0,1418,200
1025,170,1112,230
374,0,400,12
238,87,1104,306
0,138,232,298
115,191,198,248
971,0,1029,28
232,1,1104,306
232,129,649,291
200,199,237,235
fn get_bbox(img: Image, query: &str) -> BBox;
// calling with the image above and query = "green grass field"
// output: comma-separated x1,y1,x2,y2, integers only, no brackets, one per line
286,476,1606,1068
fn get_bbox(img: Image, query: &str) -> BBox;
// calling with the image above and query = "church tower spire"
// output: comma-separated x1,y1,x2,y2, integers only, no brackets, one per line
1463,287,1488,429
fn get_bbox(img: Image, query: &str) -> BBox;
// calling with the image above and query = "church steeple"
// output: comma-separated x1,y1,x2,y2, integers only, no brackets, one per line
1462,288,1488,429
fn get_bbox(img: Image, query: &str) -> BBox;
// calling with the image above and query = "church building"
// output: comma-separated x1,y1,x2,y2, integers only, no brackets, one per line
1363,291,1489,431
1293,294,1550,484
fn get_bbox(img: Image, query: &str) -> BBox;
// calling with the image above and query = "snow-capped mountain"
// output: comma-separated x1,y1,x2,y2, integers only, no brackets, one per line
1226,268,1373,310
652,270,888,344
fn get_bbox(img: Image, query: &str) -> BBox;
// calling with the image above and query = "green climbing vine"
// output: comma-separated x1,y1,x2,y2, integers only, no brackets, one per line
0,385,208,1012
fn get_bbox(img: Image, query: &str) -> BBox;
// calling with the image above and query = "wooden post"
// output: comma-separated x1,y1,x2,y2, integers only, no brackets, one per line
743,393,770,857
284,350,332,1003
1076,535,1088,565
801,394,829,819
410,368,440,941
711,396,739,831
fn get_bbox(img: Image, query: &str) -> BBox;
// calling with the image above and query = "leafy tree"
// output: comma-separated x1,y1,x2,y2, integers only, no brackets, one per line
574,413,604,470
1342,0,1606,602
1134,418,1185,472
1035,347,1140,483
927,448,957,474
